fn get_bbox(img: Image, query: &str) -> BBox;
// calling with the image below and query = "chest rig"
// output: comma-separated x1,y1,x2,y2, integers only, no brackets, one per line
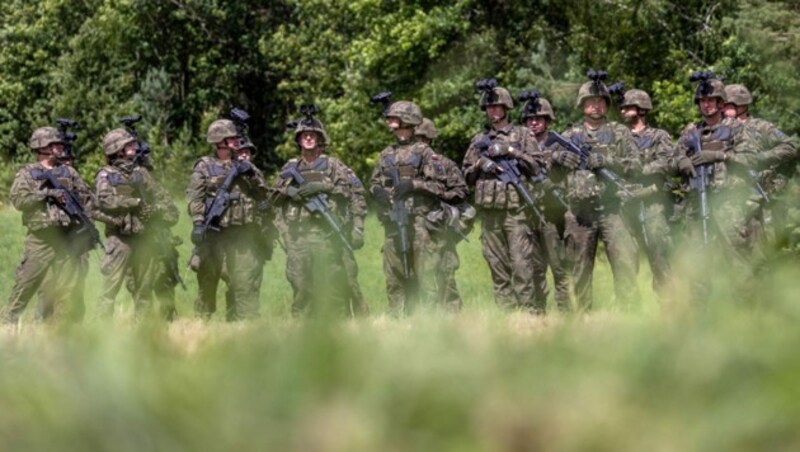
566,126,620,204
473,128,529,211
281,156,338,224
105,163,141,199
381,147,423,186
27,164,78,229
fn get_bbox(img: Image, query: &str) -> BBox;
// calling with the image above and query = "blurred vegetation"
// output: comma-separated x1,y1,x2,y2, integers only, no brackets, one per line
1,0,799,201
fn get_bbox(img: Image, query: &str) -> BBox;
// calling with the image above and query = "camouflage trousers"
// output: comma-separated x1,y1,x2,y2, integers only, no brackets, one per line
479,209,537,311
284,224,348,315
3,227,87,323
382,215,443,315
565,206,640,310
625,201,672,295
194,224,263,321
38,252,89,320
98,233,176,320
342,244,369,316
437,238,463,312
532,218,572,312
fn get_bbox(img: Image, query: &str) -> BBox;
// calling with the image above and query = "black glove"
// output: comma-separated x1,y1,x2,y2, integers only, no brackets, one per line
236,161,255,175
297,181,332,198
372,186,391,206
393,180,415,198
351,229,365,250
191,224,205,245
552,150,580,170
677,156,696,177
691,150,725,166
587,153,606,170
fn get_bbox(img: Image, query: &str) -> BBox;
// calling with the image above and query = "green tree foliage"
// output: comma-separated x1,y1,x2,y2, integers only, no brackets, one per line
0,0,797,200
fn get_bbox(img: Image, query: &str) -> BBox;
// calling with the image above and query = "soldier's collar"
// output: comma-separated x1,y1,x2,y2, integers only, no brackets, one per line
491,124,514,136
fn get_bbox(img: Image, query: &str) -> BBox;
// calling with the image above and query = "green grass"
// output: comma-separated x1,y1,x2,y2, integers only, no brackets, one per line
2,207,800,451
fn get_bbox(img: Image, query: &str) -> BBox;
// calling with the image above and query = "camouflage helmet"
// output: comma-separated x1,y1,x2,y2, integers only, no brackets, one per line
620,89,653,110
29,127,63,151
295,117,330,147
724,84,752,107
237,137,256,152
694,79,726,103
102,128,136,156
480,87,514,111
415,118,438,140
206,119,239,144
576,81,611,109
385,101,423,126
521,97,555,121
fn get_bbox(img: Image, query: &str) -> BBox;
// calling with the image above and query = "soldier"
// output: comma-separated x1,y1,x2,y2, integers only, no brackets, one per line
722,84,798,251
3,126,95,323
187,118,271,321
549,72,642,310
520,93,573,311
273,109,362,315
618,89,676,294
94,128,180,319
674,73,760,271
462,82,545,312
415,118,471,311
369,101,451,314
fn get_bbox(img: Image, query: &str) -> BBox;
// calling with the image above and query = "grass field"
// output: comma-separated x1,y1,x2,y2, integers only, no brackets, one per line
1,207,800,451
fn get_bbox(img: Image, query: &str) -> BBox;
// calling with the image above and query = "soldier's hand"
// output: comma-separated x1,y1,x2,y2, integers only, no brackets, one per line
487,143,510,158
587,153,606,170
236,161,256,175
191,223,205,245
351,228,365,250
371,186,391,206
297,181,332,198
393,180,416,198
45,188,67,204
131,171,144,187
691,150,726,166
677,156,696,177
139,203,155,221
478,157,503,174
552,150,580,170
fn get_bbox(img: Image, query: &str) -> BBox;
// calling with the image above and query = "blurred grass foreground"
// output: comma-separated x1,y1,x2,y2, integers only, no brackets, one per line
2,207,800,450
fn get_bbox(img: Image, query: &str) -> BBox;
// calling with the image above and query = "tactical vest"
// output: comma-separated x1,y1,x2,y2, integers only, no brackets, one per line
696,122,736,189
378,143,437,214
473,127,530,211
280,156,341,226
566,126,619,203
22,164,76,230
199,157,256,227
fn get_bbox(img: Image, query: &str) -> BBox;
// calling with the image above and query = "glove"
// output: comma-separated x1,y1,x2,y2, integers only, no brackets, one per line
616,184,658,203
677,156,697,177
286,186,301,201
121,197,142,209
393,180,415,198
587,153,606,170
44,188,66,203
236,161,255,175
487,143,510,158
537,177,555,192
297,181,332,198
372,186,391,206
191,224,205,245
478,157,501,173
351,229,365,250
552,150,580,170
691,150,726,166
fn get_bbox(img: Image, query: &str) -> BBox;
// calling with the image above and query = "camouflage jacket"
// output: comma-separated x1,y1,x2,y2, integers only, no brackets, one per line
740,117,798,194
10,162,95,232
95,160,179,236
369,139,448,217
274,154,362,231
425,153,472,239
629,126,677,202
552,120,641,207
676,117,755,196
186,155,270,227
462,124,543,210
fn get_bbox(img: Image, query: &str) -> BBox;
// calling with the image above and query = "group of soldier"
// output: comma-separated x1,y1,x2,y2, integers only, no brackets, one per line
2,69,797,323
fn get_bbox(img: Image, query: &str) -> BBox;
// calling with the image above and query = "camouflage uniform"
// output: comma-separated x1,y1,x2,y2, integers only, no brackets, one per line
3,128,95,323
550,81,642,310
620,90,677,293
370,102,453,314
94,129,180,319
187,120,271,320
274,151,360,315
463,86,544,311
341,167,369,316
524,96,573,311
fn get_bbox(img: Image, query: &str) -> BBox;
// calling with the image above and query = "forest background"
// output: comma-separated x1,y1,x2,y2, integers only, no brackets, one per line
1,0,799,197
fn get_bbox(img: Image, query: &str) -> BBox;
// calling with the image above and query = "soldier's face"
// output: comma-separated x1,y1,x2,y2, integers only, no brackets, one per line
299,131,318,150
236,149,252,161
722,103,737,119
526,116,548,136
49,143,65,158
123,143,138,159
485,105,506,123
621,106,640,123
582,97,607,119
698,97,722,117
215,137,239,160
385,117,401,131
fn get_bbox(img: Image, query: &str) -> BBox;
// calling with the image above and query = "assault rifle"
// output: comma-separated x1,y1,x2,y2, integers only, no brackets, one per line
687,131,711,244
476,135,547,225
31,168,104,251
385,155,412,278
280,165,353,253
